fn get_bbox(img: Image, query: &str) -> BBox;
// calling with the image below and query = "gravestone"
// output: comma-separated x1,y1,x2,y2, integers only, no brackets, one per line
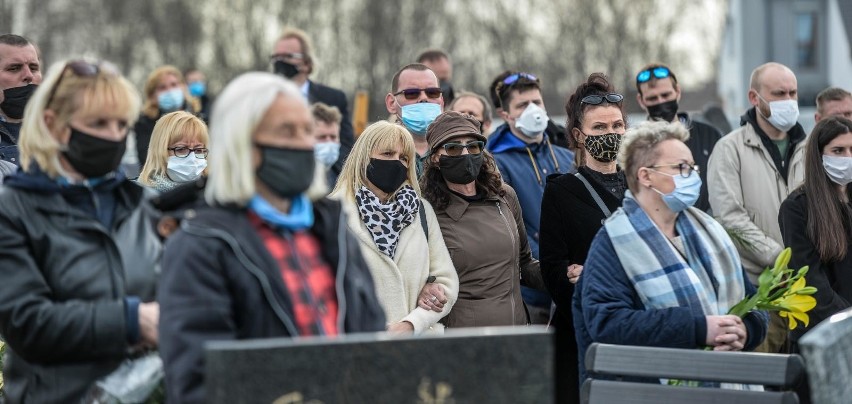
205,326,553,404
799,307,852,404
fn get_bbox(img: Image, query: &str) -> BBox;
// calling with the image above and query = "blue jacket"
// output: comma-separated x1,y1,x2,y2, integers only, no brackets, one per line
573,228,768,383
487,123,575,259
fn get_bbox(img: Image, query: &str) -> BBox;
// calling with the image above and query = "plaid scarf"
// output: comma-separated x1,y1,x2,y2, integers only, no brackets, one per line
604,191,746,317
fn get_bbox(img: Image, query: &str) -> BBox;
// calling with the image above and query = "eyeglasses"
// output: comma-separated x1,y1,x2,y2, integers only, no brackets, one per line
636,66,671,84
440,140,484,156
169,146,209,159
647,162,699,178
394,87,443,100
581,93,624,105
269,52,304,61
46,60,110,107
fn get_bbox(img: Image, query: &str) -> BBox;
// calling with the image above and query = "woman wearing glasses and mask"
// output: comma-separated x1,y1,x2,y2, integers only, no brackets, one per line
539,73,628,403
0,60,161,402
138,111,208,192
420,111,545,328
330,121,458,334
574,120,767,383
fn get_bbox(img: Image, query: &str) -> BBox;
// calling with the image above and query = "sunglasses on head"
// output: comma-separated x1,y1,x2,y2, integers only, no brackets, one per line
46,60,115,107
581,93,624,106
501,72,538,86
636,66,671,84
440,140,484,156
394,87,443,100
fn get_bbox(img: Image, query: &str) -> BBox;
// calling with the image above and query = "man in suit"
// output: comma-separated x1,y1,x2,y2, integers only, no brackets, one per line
271,28,353,174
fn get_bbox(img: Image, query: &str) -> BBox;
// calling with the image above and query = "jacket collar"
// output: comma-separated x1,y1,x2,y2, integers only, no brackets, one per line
444,186,498,222
740,107,807,147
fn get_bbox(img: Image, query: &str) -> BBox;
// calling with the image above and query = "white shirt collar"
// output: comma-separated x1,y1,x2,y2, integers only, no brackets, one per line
300,80,310,100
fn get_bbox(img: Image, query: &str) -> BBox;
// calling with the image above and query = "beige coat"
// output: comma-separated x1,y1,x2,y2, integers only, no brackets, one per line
335,193,459,334
707,122,805,282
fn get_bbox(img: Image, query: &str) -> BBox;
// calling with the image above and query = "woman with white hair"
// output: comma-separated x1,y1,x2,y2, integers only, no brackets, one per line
0,60,161,402
329,121,459,334
157,72,386,403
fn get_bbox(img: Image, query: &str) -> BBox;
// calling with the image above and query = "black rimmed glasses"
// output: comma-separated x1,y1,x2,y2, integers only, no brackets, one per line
46,60,115,107
647,162,699,178
394,87,443,100
636,66,671,84
440,140,484,156
580,93,624,106
168,146,209,159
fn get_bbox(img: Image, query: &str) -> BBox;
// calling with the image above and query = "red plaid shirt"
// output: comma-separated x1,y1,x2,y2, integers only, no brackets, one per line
248,212,339,336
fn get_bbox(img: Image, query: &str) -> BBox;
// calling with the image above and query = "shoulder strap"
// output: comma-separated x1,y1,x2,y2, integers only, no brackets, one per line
574,172,612,218
418,199,428,240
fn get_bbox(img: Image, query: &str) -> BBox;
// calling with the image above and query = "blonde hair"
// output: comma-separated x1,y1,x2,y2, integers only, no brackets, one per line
138,111,209,185
141,65,200,119
331,121,419,199
617,120,690,193
205,71,326,206
277,27,315,74
19,60,140,177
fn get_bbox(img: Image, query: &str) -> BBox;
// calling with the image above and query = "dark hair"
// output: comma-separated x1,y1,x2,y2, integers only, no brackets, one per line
0,34,30,47
417,49,449,64
816,87,852,115
311,102,342,125
420,150,505,211
803,116,852,262
565,73,625,168
488,70,513,109
488,71,541,112
390,63,432,93
634,62,678,96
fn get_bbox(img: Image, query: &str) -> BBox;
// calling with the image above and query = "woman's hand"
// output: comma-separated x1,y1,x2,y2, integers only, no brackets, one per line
387,321,415,335
566,264,584,284
139,302,160,347
417,282,447,312
705,315,747,351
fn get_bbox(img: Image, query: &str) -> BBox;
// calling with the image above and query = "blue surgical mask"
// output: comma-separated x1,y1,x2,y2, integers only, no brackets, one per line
314,142,341,167
188,81,206,97
158,88,185,112
650,170,702,212
398,102,441,136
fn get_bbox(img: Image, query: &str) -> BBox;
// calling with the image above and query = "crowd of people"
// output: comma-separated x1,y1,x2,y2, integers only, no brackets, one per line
0,26,851,404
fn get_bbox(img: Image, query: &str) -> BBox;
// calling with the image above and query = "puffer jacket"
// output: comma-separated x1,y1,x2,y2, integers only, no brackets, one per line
707,108,806,282
0,170,161,403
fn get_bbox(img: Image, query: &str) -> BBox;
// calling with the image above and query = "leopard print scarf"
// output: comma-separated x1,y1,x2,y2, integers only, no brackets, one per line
355,184,420,258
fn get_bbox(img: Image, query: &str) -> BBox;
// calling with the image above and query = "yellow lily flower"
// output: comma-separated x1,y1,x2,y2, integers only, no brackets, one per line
774,277,817,329
780,309,811,330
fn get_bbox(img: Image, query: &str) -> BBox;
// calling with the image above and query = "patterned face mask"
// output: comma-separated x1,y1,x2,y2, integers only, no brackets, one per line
583,132,623,163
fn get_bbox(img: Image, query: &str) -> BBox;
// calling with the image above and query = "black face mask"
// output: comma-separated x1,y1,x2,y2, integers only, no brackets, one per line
440,80,455,103
439,153,483,185
256,145,316,198
273,60,300,79
1,84,38,120
62,126,127,178
647,99,679,122
366,158,408,194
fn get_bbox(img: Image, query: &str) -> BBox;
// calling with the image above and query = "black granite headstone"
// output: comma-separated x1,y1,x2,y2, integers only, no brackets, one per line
205,326,553,404
799,307,852,404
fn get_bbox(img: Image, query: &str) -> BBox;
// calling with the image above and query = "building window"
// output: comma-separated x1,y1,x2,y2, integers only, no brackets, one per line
797,12,818,69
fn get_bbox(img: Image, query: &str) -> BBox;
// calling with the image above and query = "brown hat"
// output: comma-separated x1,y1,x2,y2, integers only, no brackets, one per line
426,111,487,153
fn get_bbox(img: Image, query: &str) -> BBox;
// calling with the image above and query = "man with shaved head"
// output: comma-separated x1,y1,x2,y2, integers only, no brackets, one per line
707,62,806,354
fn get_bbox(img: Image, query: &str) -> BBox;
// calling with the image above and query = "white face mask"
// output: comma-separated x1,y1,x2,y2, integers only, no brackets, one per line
514,103,549,138
314,142,340,167
757,95,799,132
167,154,207,183
823,155,852,185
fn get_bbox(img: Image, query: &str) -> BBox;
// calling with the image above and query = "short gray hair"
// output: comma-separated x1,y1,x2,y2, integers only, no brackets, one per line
618,120,690,193
205,72,325,206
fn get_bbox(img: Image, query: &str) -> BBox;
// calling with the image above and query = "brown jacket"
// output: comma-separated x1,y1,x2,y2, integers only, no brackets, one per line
434,183,545,328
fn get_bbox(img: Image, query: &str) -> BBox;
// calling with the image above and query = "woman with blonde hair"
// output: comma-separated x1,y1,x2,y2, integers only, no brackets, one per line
330,121,459,334
134,65,201,167
158,72,385,403
0,60,161,402
138,111,209,192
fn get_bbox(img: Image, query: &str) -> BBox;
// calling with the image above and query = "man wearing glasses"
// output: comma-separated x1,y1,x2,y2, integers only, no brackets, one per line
0,34,42,179
271,27,353,175
384,63,444,177
707,62,806,354
486,71,575,324
634,63,723,213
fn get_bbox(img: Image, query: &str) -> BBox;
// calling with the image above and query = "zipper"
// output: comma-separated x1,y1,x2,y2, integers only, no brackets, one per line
183,224,300,336
496,202,517,324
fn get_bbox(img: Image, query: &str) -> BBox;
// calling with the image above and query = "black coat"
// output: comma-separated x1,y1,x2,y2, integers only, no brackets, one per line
308,81,354,175
680,112,723,213
539,166,625,404
779,189,852,342
158,198,386,404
